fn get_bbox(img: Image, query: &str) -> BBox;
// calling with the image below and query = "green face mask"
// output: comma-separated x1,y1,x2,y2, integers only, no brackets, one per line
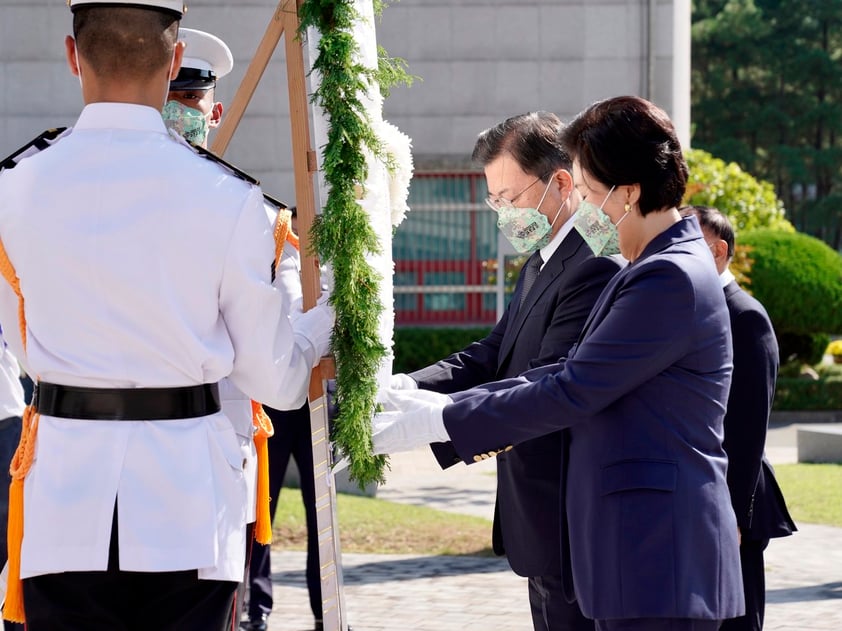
573,185,627,256
496,179,566,254
162,100,210,146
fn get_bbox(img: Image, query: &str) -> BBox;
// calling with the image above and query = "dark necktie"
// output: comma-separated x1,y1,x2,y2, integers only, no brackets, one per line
519,252,543,309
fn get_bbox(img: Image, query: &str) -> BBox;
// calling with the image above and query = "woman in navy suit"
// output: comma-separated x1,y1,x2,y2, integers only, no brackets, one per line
374,96,744,631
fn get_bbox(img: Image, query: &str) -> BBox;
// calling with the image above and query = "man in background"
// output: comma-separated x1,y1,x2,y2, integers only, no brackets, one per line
244,209,325,631
682,205,796,631
163,27,229,145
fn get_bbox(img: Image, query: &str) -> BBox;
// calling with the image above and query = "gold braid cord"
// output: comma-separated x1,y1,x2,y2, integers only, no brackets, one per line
0,237,36,623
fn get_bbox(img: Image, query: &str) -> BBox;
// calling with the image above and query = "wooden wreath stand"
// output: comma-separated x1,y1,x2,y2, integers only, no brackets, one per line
210,2,348,629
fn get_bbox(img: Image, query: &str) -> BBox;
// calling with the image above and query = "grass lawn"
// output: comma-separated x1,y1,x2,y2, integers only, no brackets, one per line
773,462,842,527
272,487,495,556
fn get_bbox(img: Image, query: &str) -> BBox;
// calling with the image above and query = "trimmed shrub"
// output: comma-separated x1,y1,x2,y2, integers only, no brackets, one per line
777,332,832,367
739,230,842,342
683,148,795,233
393,327,492,374
774,365,842,411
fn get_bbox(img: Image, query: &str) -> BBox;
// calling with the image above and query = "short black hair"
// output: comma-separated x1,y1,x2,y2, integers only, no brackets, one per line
472,112,572,181
561,95,688,216
680,205,735,259
73,7,179,83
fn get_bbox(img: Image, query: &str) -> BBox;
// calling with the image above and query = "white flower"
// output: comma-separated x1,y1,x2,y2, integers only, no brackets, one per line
377,119,414,227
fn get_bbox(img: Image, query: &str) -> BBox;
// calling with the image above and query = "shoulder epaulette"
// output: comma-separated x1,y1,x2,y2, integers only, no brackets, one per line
262,192,289,211
191,144,260,186
0,127,69,173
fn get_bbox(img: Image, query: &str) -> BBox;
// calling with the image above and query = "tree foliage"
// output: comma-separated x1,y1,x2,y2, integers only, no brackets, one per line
692,0,842,249
683,148,794,232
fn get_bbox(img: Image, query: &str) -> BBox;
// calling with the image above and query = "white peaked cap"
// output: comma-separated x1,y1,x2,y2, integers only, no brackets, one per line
178,28,233,80
68,1,186,17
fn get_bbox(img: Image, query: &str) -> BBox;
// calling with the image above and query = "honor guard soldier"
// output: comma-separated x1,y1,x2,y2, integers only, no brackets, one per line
163,27,232,146
0,2,333,630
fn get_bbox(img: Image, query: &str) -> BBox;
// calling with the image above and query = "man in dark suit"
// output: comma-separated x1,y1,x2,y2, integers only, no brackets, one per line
683,206,796,631
391,112,621,631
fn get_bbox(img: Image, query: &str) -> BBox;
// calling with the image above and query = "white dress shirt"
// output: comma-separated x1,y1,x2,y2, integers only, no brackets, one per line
0,103,321,581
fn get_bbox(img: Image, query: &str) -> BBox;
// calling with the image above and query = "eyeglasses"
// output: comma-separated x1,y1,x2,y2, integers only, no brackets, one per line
485,174,549,212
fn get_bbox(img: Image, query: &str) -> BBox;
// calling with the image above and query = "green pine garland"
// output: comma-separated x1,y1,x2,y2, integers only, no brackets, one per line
299,0,410,487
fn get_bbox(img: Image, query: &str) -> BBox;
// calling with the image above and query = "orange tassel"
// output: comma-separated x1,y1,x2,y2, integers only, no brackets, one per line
273,209,300,268
250,401,274,545
4,405,39,623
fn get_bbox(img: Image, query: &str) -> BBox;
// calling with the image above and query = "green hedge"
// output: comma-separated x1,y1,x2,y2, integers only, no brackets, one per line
774,365,842,411
740,230,842,337
393,327,492,374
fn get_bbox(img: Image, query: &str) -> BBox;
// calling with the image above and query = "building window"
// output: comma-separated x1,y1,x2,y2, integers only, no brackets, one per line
393,172,521,326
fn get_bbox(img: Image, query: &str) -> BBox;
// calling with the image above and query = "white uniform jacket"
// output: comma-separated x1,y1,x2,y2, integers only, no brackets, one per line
0,103,318,582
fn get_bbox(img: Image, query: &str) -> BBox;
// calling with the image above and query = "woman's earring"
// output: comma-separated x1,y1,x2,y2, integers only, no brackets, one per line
624,202,631,213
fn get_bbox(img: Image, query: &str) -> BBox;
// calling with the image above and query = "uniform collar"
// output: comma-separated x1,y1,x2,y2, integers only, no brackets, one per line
75,103,168,135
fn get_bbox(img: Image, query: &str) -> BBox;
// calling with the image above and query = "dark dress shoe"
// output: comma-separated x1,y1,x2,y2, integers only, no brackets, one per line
240,614,269,631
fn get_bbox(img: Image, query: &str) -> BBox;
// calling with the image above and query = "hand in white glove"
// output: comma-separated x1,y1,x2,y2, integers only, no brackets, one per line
372,388,451,455
291,293,334,364
389,373,418,390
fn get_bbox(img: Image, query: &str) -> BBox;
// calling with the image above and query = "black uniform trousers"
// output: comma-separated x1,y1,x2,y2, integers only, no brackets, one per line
0,415,24,631
22,506,238,631
528,574,594,631
247,402,321,622
719,537,769,631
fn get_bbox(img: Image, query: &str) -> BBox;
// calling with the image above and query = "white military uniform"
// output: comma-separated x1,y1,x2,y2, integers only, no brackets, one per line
0,102,329,582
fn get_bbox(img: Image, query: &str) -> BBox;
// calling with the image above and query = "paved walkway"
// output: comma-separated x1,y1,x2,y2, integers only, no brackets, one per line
263,420,842,630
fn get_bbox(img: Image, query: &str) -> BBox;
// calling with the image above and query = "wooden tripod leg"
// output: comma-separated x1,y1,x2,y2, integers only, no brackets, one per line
308,360,347,631
210,1,287,156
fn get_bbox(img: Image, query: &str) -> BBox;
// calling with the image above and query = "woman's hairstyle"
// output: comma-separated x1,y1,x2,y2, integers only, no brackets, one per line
472,111,572,180
561,96,688,216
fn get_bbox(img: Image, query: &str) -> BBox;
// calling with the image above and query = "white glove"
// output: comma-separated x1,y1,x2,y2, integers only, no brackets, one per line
389,373,418,390
319,264,334,293
291,293,334,364
371,389,451,455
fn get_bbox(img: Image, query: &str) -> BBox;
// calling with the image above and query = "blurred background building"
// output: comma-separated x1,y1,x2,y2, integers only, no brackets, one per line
0,0,690,326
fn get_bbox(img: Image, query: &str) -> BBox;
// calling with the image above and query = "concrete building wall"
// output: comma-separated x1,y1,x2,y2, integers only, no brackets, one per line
0,0,688,201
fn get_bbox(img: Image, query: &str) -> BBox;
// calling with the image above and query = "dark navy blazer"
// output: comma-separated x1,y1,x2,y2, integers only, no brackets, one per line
722,281,796,541
411,229,621,577
442,217,744,621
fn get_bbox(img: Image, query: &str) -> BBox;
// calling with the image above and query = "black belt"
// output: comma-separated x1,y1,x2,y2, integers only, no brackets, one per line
34,382,220,421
